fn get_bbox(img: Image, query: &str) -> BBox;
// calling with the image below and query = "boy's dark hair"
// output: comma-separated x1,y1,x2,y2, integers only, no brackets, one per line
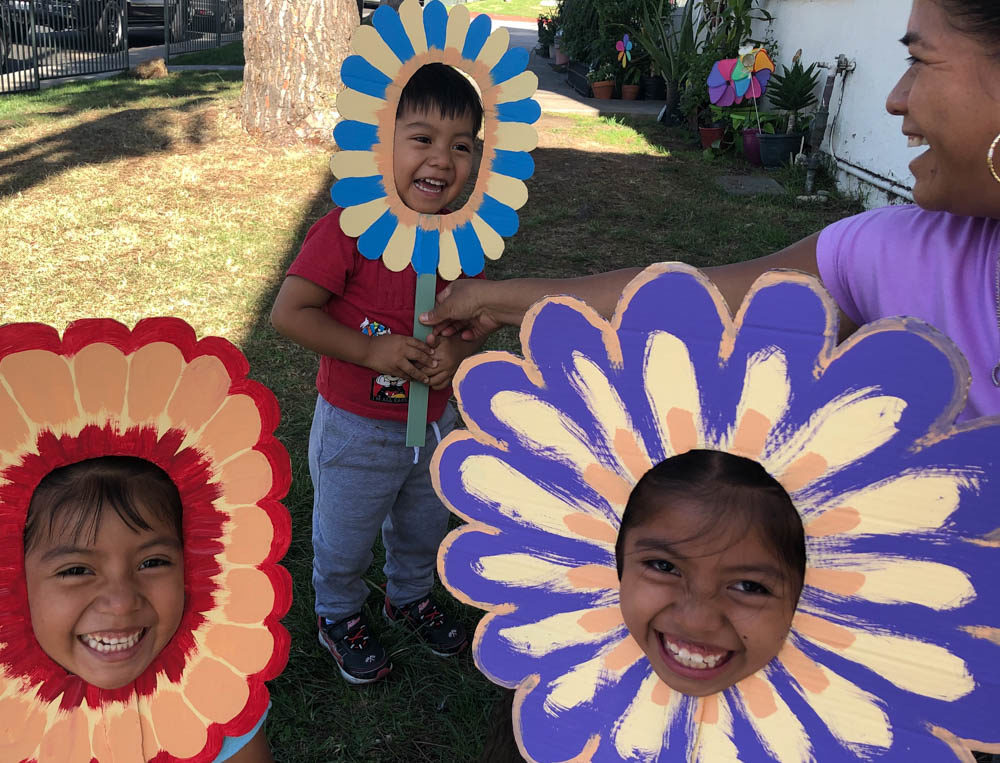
24,456,183,553
396,63,484,136
614,450,806,595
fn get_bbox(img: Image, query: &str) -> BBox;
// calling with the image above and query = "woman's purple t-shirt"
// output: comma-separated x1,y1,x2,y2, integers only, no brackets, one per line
816,204,1000,421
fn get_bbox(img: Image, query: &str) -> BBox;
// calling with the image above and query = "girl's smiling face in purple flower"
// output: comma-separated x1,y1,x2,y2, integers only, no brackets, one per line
616,451,805,697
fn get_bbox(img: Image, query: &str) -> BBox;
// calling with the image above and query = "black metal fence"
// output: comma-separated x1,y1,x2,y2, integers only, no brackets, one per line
0,0,242,95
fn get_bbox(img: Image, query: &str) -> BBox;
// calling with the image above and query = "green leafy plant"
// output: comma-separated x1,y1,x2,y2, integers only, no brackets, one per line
700,0,774,58
588,61,619,84
624,63,643,85
768,54,821,133
627,0,697,86
537,12,558,51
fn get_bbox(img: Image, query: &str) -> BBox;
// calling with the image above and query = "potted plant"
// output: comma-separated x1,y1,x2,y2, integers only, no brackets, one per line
537,12,558,58
588,61,618,99
758,52,820,167
629,0,697,119
622,64,642,100
708,104,780,166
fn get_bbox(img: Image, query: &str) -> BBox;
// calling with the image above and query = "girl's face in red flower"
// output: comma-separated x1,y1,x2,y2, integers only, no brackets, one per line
24,505,185,689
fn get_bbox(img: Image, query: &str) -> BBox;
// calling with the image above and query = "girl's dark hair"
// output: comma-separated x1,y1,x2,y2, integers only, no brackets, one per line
23,456,183,553
614,450,806,593
396,63,484,136
940,1,1000,49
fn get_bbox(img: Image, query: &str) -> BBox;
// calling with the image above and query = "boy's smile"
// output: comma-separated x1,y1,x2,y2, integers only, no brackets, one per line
392,106,477,215
24,506,185,690
618,499,798,697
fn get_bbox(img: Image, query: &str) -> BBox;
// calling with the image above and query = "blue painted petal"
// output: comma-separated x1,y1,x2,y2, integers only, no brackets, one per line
411,227,440,275
372,5,415,64
331,175,386,208
733,76,751,98
340,55,392,99
490,47,529,86
496,98,541,124
491,149,535,180
423,0,448,50
461,12,491,60
333,120,379,151
451,221,485,275
357,208,398,260
477,194,519,237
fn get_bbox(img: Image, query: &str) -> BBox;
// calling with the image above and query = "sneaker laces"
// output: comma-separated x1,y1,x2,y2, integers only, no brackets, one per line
343,617,370,650
410,598,445,629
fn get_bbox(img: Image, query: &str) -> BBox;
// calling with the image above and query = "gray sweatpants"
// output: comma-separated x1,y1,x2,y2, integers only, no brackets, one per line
308,395,456,621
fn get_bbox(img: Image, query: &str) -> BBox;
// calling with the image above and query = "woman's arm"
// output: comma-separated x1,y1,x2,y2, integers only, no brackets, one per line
222,728,273,763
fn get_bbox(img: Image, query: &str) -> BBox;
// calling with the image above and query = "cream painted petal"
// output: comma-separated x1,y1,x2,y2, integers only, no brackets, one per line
796,616,974,701
331,149,379,180
1,350,79,433
336,89,386,125
737,673,813,763
438,228,462,279
499,607,623,657
351,25,402,78
444,2,471,51
459,455,613,548
725,347,789,457
690,695,740,763
491,390,595,468
476,25,510,71
780,641,892,753
476,553,618,600
644,330,703,456
545,642,629,714
398,0,427,56
768,389,905,477
494,122,538,152
470,215,505,261
496,71,539,104
613,671,684,761
805,554,975,610
382,221,417,272
341,197,391,238
485,172,528,210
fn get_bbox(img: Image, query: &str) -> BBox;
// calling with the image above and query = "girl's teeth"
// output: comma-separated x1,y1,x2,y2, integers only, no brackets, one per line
664,638,727,669
82,630,143,653
907,136,928,148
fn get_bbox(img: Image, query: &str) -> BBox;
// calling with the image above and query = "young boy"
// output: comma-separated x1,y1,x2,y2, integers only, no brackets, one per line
271,63,485,685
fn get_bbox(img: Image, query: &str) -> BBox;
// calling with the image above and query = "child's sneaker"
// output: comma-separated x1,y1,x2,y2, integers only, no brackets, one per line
317,613,392,685
384,594,468,656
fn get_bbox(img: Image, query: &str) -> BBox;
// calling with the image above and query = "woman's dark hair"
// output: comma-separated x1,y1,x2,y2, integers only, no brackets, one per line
614,450,806,593
396,63,484,136
940,1,1000,48
23,456,183,553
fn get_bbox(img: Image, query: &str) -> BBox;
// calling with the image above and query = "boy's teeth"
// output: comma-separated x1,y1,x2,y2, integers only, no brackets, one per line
81,629,144,653
664,637,728,669
907,135,928,148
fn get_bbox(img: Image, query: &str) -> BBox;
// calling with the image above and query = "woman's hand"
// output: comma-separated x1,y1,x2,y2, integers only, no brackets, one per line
421,279,503,342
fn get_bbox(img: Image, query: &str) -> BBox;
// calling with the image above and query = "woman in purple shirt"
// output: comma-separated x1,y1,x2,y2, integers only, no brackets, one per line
423,0,1000,421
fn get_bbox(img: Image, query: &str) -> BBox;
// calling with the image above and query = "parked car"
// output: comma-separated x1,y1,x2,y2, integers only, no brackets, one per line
126,0,192,42
188,0,240,35
5,0,125,50
0,4,11,71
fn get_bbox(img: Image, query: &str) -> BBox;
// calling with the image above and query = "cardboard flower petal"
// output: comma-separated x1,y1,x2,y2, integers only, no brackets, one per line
436,264,1000,762
708,47,775,106
331,0,540,280
0,318,292,763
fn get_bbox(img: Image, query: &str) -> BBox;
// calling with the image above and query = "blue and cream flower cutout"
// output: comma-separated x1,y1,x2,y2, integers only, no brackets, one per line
331,0,539,279
435,264,1000,762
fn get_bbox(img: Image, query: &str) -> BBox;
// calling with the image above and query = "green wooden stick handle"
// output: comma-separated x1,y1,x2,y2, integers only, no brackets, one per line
406,272,437,447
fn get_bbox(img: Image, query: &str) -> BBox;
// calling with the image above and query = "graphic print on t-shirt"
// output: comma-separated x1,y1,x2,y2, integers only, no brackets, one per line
361,318,409,405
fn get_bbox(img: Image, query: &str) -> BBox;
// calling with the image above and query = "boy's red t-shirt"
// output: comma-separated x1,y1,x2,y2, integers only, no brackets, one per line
287,208,476,423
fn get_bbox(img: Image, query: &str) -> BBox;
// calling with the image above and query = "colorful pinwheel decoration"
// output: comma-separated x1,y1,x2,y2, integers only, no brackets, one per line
332,0,540,445
708,46,775,106
436,264,1000,762
616,35,632,68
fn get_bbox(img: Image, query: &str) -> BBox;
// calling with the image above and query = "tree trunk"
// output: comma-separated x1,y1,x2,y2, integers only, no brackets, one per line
241,0,357,143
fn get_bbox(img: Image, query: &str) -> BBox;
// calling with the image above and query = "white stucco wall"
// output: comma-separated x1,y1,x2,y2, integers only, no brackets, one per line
752,0,916,206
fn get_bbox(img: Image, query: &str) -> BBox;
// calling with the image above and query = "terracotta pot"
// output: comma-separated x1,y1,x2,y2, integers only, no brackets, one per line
621,84,640,101
591,80,614,99
547,44,556,59
699,126,725,149
554,44,569,66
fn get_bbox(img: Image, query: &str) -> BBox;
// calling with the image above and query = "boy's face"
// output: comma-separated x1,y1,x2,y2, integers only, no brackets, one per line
618,499,798,697
24,504,185,689
392,106,477,214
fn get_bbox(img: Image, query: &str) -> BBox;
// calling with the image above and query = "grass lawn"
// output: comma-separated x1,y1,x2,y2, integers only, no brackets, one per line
457,0,547,19
0,72,861,762
170,41,245,66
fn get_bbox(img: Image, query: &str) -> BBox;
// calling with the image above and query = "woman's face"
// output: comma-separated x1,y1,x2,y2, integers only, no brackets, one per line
886,0,1000,216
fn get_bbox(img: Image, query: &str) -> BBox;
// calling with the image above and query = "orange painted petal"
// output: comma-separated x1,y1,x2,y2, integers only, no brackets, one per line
738,674,778,719
93,703,144,761
1,350,78,430
666,408,697,454
604,635,644,671
577,605,624,633
185,657,251,723
730,408,770,460
613,428,651,482
167,355,232,431
805,506,861,537
0,384,30,453
148,691,208,759
126,342,184,423
139,707,160,760
38,707,92,763
196,394,262,463
695,693,718,723
220,450,272,505
780,452,828,492
566,563,620,592
223,566,275,624
651,680,672,707
73,342,128,419
779,640,831,693
563,512,619,544
793,611,857,650
804,567,866,597
205,622,275,675
225,504,275,565
582,463,631,507
0,696,47,761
